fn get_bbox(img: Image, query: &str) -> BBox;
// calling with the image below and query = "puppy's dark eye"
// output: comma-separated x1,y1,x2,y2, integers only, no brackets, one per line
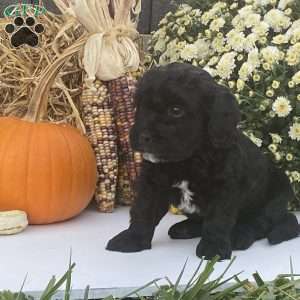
168,106,185,118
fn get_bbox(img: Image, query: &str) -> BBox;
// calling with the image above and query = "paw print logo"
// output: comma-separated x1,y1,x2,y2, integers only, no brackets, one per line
5,16,45,48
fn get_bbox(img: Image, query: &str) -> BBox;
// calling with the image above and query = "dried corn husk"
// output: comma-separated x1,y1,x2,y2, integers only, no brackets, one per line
69,0,141,83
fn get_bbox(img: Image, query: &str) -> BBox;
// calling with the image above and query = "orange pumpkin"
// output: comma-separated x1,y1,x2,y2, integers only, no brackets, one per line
0,39,97,224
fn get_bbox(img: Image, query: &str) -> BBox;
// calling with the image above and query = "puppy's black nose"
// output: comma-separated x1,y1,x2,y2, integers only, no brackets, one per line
139,132,152,145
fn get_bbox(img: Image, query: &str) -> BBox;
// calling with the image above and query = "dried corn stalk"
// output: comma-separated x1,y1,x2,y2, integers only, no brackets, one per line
0,12,86,129
81,80,118,212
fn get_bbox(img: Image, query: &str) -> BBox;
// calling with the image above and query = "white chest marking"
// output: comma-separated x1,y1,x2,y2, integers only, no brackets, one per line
173,180,200,214
143,153,161,163
143,153,168,164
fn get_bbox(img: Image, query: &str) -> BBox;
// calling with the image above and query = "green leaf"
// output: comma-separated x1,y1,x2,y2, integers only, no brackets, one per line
15,274,28,300
120,278,162,300
83,286,90,300
178,259,205,300
40,263,76,300
64,255,73,300
173,258,189,295
39,277,56,300
103,296,114,300
182,256,220,300
253,272,265,287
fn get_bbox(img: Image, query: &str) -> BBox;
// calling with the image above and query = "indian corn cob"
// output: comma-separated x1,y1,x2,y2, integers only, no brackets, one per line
81,80,118,212
107,75,142,206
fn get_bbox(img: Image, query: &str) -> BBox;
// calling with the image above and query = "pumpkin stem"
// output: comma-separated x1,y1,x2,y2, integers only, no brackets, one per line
23,37,87,123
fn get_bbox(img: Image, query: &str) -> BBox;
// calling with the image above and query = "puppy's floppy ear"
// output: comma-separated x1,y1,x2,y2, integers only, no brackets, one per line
208,85,241,148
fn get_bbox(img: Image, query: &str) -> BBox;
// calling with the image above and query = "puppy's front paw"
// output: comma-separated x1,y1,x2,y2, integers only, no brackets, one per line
106,229,151,253
196,239,232,260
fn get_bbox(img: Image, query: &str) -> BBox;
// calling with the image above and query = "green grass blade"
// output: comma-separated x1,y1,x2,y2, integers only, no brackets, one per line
278,274,300,278
179,258,205,299
120,278,162,299
212,256,237,287
210,271,244,291
83,285,90,300
40,263,76,300
212,280,248,300
103,296,114,300
15,274,28,300
39,277,56,300
64,255,73,300
164,277,174,287
182,256,219,300
253,272,265,287
290,257,294,282
275,287,298,300
173,258,189,295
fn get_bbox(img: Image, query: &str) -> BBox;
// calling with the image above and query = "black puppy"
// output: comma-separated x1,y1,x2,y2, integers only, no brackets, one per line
106,63,299,260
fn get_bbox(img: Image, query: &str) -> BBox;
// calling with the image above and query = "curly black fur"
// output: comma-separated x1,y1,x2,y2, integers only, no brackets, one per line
106,63,299,260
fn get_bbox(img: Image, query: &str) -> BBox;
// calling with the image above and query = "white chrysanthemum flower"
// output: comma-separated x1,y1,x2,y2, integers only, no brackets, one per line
252,22,270,36
208,56,219,66
237,79,245,91
244,33,258,51
209,17,226,31
177,26,186,36
154,38,167,53
194,39,211,60
245,13,261,28
158,52,169,65
193,9,202,17
291,171,300,182
261,46,281,64
226,30,246,52
291,28,300,41
239,62,254,81
289,123,300,141
249,133,263,147
158,28,167,39
248,48,261,69
212,36,225,52
239,5,254,17
272,34,289,44
203,66,217,77
201,12,212,25
286,43,300,65
254,0,272,6
232,15,245,31
216,52,237,79
292,71,300,85
272,97,292,117
278,0,295,10
180,44,198,61
210,2,227,13
285,20,300,39
161,40,181,64
264,9,291,32
270,133,283,144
